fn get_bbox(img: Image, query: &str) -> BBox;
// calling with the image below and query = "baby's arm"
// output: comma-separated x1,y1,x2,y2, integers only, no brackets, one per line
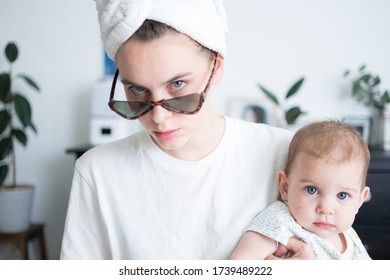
229,231,278,260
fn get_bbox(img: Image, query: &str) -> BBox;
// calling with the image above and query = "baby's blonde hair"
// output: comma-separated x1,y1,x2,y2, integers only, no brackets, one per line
285,120,370,187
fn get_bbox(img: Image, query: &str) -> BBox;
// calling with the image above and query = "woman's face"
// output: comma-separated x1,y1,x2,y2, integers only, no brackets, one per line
115,32,224,160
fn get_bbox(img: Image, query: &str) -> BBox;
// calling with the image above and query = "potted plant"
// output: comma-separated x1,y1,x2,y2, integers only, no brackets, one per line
344,64,390,147
257,77,306,126
0,42,40,232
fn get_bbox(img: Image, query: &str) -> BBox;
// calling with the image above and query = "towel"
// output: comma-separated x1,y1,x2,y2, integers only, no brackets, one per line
95,0,229,60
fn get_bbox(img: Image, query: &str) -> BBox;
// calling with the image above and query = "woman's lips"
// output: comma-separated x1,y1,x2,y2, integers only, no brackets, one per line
154,129,179,140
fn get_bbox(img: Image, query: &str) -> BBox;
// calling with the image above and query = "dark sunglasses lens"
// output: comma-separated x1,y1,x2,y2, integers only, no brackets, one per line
111,101,151,118
163,93,201,113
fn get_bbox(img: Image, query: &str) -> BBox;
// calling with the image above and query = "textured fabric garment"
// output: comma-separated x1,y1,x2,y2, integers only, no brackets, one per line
60,117,292,259
248,201,371,260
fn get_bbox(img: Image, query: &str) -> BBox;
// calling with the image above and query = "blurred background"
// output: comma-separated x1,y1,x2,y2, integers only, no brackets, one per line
0,0,389,259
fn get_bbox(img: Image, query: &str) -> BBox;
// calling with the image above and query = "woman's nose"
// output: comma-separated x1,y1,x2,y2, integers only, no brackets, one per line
150,104,173,124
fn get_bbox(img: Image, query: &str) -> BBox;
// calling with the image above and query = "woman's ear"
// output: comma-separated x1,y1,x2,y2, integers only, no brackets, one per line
278,170,289,202
211,53,224,85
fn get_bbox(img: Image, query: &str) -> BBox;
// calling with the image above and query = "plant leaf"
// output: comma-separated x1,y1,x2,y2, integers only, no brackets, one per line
343,70,350,77
0,73,11,102
13,129,28,146
29,122,37,133
358,64,366,72
0,137,12,160
17,74,40,92
285,106,305,125
0,110,10,134
384,90,390,103
286,77,305,99
14,93,32,128
257,83,279,105
5,42,18,63
0,164,9,185
373,76,381,86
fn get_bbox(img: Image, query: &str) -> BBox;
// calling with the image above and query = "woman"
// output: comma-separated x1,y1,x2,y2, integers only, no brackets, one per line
60,0,314,259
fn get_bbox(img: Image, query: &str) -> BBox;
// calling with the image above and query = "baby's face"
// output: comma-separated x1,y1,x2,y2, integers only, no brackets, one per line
282,153,370,240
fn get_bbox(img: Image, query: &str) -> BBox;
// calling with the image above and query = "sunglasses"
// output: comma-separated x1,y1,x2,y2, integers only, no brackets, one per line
108,53,218,120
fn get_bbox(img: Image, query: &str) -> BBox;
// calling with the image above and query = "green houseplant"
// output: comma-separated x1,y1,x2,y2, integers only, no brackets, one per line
0,41,40,232
344,64,390,113
257,77,306,125
344,64,390,147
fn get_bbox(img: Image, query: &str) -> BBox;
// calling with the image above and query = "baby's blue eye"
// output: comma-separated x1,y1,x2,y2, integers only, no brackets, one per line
337,192,350,200
305,186,318,195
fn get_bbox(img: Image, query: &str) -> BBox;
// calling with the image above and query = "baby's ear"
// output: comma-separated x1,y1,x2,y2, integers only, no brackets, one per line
359,186,371,208
278,171,289,202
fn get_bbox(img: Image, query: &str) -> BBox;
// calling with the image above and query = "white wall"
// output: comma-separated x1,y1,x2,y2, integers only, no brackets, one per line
0,0,389,259
0,0,101,259
216,0,390,123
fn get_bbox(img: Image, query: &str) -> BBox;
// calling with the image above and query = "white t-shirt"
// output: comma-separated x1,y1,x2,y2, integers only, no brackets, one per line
60,117,292,259
248,201,371,260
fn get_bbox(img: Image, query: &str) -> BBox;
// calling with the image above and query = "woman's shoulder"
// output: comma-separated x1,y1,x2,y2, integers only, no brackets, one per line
76,130,147,165
225,116,293,144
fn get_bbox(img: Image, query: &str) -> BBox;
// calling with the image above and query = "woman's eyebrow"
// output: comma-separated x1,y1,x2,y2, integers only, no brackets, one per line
165,72,192,84
120,78,141,87
120,72,193,87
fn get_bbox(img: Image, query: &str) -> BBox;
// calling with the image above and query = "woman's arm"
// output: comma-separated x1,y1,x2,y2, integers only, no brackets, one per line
60,166,111,259
266,237,316,260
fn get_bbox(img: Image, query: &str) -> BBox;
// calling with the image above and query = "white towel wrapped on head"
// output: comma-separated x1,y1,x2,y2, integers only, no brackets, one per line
95,0,229,60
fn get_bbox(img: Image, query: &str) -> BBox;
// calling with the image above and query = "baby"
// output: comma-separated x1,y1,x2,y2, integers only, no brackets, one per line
230,120,371,259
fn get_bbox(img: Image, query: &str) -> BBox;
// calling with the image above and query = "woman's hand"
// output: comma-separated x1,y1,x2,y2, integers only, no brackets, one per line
265,237,316,260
